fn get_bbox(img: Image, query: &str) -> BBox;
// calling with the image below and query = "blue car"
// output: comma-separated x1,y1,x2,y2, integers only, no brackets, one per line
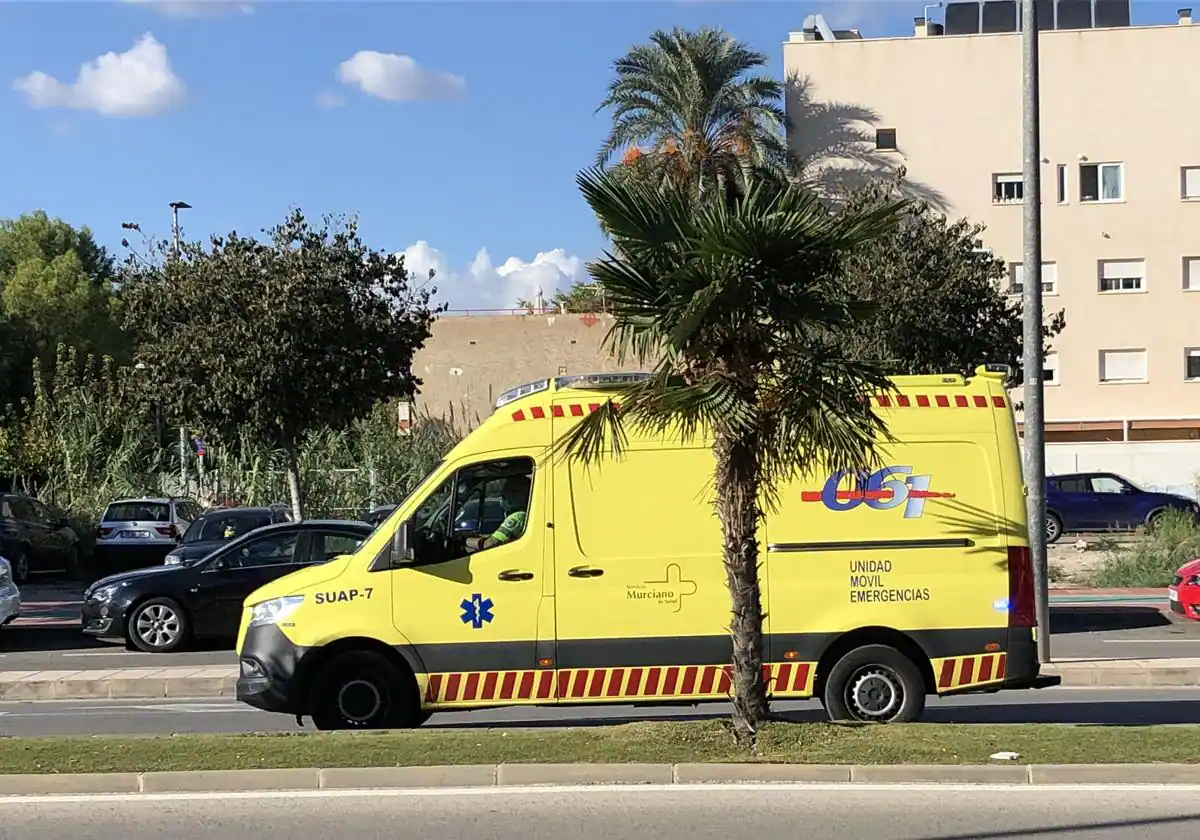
1044,471,1199,543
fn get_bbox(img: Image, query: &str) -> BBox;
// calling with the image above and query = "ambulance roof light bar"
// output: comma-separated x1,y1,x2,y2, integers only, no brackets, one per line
554,372,652,390
494,378,550,409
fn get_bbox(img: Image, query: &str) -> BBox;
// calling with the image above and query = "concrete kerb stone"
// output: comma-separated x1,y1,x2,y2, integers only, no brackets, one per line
9,764,1200,794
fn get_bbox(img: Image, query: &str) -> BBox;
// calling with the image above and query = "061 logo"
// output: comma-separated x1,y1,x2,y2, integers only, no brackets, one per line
800,465,954,519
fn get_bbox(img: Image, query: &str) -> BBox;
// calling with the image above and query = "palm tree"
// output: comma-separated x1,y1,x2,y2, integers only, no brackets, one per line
556,168,909,741
597,27,792,198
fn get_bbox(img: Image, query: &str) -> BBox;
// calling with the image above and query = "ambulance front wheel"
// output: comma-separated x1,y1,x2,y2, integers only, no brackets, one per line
309,650,423,731
821,644,926,723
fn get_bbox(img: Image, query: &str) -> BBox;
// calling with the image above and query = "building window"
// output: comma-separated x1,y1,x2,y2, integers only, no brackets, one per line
1187,349,1200,381
1008,262,1057,295
1099,349,1148,383
1186,257,1200,291
1056,165,1068,204
1044,351,1059,385
875,128,897,151
992,173,1023,204
1098,259,1145,293
1080,162,1124,202
1183,166,1200,200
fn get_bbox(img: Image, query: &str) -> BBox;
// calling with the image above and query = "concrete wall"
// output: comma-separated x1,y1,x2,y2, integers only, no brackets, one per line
411,313,635,423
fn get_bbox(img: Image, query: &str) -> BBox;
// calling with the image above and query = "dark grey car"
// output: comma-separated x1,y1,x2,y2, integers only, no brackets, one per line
163,505,292,567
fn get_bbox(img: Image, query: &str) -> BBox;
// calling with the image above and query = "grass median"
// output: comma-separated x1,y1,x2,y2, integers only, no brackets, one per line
3,721,1200,774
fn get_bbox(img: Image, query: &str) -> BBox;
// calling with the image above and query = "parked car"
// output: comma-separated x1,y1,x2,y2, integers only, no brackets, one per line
82,519,372,652
362,504,395,527
94,497,203,571
163,504,292,566
0,555,22,644
0,493,81,583
1168,559,1200,620
1045,472,1199,543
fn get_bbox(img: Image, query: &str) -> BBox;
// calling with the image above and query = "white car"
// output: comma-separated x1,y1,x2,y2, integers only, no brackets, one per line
0,555,21,639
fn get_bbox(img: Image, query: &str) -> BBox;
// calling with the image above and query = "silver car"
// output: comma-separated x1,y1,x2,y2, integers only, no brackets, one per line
96,497,203,571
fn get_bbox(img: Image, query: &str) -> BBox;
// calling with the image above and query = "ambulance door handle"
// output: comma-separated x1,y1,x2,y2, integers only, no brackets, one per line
568,566,604,578
498,569,535,581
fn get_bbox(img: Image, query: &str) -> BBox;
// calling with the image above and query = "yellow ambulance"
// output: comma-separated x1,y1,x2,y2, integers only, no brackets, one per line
235,366,1058,729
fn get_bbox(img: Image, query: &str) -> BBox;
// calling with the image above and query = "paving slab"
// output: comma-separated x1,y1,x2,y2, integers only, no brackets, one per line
674,763,851,783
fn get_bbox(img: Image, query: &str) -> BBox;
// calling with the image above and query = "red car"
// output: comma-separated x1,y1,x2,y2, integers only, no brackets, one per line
1168,558,1200,619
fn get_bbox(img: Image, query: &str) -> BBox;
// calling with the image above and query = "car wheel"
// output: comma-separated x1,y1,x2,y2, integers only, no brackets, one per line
309,650,419,731
821,644,927,723
1147,509,1169,531
1045,512,1063,544
128,597,190,653
10,547,30,585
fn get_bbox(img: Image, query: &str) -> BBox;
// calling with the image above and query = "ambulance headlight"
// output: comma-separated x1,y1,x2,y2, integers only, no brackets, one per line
248,595,304,627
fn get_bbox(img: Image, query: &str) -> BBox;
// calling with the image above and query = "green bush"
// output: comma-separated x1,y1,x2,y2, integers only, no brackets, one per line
1087,509,1200,588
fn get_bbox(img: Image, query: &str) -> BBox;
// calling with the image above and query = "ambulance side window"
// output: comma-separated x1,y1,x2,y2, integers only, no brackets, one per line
410,457,534,564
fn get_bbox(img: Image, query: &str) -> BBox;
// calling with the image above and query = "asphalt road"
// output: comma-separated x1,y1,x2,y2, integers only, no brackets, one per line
2,785,1199,840
1,687,1198,737
1,604,1196,669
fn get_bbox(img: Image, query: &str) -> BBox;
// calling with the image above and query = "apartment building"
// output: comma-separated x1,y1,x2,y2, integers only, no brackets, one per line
783,2,1200,448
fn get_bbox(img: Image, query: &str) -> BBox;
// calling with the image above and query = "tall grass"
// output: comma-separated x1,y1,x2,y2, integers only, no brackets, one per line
1087,510,1200,588
1,347,474,573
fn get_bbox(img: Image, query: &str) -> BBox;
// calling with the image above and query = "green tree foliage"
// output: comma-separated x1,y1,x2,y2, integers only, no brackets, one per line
836,180,1066,385
557,168,907,740
597,27,791,199
516,281,607,313
119,209,441,519
0,211,127,399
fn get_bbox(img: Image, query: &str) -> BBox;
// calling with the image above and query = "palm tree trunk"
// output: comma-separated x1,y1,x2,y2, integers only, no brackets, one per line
284,447,304,522
713,429,769,742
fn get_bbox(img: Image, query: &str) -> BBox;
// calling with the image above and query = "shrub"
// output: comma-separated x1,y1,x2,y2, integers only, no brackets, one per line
1087,509,1200,588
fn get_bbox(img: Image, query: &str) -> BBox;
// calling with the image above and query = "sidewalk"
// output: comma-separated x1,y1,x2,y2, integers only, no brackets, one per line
0,657,1197,700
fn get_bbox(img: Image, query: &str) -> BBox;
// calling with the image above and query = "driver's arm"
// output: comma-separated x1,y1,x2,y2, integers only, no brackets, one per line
469,511,526,552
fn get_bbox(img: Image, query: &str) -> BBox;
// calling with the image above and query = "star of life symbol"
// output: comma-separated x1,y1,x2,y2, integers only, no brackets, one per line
460,593,495,630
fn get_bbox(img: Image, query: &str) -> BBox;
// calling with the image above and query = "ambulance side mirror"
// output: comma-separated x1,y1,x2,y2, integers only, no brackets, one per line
391,519,415,566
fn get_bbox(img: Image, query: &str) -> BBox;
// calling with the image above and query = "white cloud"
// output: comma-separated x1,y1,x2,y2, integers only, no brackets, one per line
12,33,185,117
120,0,254,18
337,51,465,103
402,241,588,310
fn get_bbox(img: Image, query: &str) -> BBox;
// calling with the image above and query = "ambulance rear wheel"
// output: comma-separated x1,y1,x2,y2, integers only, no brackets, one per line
822,644,926,723
309,650,419,731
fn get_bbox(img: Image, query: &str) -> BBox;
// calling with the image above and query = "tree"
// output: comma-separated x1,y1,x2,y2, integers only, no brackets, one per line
597,27,792,199
557,168,907,741
516,281,607,313
0,211,127,399
837,180,1066,385
120,209,441,519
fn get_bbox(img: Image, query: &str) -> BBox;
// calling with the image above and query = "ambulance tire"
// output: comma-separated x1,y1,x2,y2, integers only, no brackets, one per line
309,650,420,731
822,644,926,724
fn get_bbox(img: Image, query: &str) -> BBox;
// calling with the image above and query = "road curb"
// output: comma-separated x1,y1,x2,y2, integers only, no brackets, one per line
0,676,236,701
6,763,1200,794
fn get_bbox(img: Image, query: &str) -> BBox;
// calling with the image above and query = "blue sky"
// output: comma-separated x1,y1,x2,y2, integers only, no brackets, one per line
0,1,1183,308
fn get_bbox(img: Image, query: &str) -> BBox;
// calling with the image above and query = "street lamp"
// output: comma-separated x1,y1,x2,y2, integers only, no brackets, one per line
1020,0,1050,664
169,201,191,259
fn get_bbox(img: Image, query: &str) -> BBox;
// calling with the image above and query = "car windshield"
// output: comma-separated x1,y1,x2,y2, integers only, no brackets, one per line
183,511,273,543
103,502,170,523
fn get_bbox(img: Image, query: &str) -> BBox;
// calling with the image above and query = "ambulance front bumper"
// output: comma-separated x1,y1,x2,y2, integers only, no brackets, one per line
236,623,308,715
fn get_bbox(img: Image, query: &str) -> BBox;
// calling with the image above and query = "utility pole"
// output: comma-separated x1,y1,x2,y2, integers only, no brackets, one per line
169,200,191,260
169,201,192,496
1020,0,1050,664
